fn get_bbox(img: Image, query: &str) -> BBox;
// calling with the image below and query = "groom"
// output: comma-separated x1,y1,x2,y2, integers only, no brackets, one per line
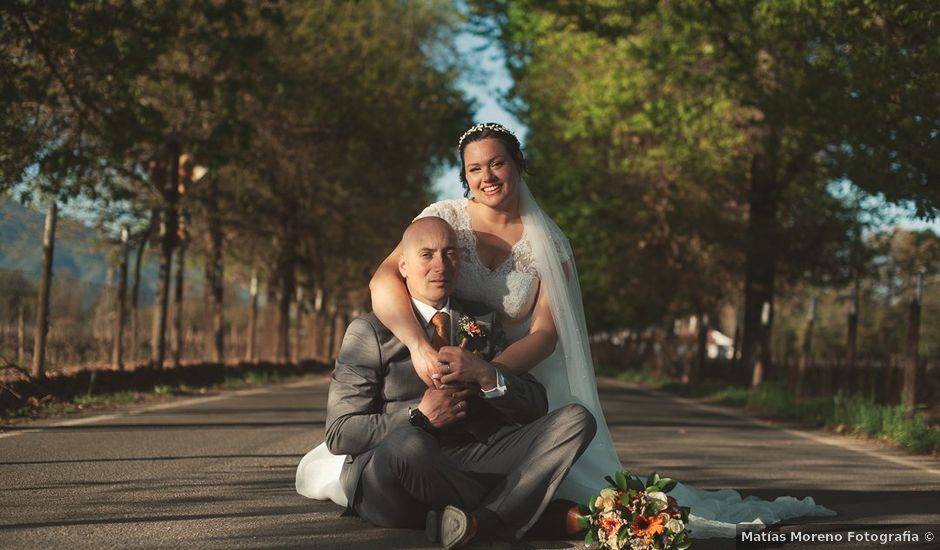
325,216,596,549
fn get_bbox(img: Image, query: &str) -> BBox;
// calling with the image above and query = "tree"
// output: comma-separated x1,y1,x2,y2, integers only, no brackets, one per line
475,1,937,380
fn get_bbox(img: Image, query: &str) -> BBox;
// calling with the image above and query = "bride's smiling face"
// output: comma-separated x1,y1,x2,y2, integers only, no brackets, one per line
462,138,521,208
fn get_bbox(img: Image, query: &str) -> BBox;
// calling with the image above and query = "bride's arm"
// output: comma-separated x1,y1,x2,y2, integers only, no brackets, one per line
369,242,438,387
491,281,557,374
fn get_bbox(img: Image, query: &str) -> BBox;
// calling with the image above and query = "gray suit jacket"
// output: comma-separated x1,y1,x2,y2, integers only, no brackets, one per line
324,298,549,508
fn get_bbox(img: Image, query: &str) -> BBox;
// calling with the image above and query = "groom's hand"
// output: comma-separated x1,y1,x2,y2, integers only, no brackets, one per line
435,346,497,390
418,388,467,428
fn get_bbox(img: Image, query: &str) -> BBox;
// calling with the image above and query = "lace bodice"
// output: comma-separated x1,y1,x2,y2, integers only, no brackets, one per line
416,199,570,329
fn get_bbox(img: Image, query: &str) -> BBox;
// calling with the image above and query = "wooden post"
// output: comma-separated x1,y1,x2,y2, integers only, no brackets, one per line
245,267,258,362
31,199,57,379
902,273,923,412
796,297,816,401
112,226,130,370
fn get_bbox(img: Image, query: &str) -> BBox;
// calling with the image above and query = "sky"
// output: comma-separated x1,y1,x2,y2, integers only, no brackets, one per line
431,32,525,200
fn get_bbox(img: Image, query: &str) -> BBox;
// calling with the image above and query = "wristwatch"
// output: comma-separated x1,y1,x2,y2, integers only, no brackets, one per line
408,406,433,432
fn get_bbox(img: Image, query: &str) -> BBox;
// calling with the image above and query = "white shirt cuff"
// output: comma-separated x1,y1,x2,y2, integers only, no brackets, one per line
480,369,507,399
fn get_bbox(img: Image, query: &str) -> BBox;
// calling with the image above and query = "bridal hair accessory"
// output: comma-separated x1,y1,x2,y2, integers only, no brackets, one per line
457,123,517,150
578,471,691,550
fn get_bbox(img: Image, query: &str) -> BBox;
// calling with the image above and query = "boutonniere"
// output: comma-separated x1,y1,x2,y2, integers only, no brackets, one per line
456,315,489,355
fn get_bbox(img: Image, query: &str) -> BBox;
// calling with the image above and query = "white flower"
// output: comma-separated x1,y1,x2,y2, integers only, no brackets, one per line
599,488,619,511
647,491,668,504
666,518,684,533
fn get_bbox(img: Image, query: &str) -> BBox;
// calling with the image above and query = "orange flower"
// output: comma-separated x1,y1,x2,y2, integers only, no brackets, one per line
631,514,665,540
599,514,622,536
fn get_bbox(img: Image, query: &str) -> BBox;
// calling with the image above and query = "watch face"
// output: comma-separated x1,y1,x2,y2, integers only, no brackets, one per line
409,408,429,429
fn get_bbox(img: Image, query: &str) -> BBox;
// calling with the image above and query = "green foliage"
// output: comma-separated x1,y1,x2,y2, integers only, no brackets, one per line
473,0,937,340
833,394,940,453
624,371,940,453
2,0,473,333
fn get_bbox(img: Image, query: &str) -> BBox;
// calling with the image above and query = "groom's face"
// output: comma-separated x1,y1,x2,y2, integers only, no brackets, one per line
399,218,459,309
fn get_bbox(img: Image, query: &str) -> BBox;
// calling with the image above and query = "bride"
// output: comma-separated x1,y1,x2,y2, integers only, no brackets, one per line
296,123,834,538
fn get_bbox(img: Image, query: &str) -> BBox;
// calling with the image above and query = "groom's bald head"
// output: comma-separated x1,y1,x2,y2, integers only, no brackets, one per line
399,217,459,308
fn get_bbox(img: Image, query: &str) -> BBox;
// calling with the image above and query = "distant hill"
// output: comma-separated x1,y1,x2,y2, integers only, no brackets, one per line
0,198,158,305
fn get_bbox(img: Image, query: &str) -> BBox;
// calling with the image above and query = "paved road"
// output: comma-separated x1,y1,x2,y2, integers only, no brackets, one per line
1,375,939,549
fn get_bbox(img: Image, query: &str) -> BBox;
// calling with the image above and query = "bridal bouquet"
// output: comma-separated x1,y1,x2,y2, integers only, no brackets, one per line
578,471,691,550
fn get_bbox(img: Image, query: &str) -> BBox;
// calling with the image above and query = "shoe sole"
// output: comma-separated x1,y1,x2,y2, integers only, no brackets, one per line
441,505,469,550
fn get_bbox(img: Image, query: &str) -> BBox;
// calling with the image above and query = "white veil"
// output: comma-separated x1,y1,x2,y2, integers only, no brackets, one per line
516,180,623,501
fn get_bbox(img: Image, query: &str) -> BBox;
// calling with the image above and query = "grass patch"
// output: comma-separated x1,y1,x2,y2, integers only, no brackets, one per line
610,369,939,454
832,394,940,453
72,391,141,407
216,370,285,390
615,369,671,387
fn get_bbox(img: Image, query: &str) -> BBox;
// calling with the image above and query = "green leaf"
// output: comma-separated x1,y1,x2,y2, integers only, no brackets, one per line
584,530,596,545
577,515,590,530
646,472,660,487
588,498,596,513
661,478,678,492
627,476,646,491
618,524,629,540
615,471,628,490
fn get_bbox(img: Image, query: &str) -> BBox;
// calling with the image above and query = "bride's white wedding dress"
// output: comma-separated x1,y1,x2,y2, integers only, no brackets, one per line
296,188,835,538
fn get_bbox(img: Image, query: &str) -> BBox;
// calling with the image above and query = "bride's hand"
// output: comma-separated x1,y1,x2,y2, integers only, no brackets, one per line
409,341,440,388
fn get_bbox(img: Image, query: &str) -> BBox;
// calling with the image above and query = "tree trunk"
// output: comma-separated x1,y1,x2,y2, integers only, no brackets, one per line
31,199,57,379
112,226,130,370
274,225,297,363
172,229,186,368
741,144,782,387
902,275,923,412
796,298,816,401
17,301,26,365
130,225,148,364
150,142,181,370
693,312,708,384
847,279,859,370
327,310,338,361
246,267,259,362
276,267,294,363
293,287,304,362
204,179,224,363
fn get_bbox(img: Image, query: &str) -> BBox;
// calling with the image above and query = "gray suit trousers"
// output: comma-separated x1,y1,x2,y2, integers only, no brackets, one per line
354,403,596,540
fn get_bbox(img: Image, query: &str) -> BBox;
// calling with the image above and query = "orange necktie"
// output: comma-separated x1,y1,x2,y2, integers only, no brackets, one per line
430,312,450,350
